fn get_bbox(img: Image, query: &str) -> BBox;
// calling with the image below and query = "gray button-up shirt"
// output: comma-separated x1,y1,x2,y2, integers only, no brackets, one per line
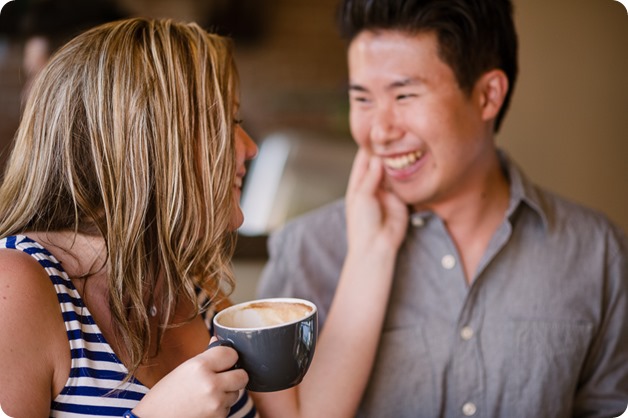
257,153,628,418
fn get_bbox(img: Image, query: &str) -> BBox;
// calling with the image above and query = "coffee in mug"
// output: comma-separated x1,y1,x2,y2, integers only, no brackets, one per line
212,297,318,392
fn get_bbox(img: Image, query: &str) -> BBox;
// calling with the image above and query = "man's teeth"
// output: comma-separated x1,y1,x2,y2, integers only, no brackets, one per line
383,150,423,169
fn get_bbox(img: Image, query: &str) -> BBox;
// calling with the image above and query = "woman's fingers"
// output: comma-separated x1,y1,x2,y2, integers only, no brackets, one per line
348,151,386,206
132,348,249,417
202,344,249,391
217,369,249,393
346,148,371,199
202,343,240,372
359,156,384,195
344,148,409,252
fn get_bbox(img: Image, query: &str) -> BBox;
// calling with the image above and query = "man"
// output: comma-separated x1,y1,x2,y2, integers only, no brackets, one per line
257,0,628,417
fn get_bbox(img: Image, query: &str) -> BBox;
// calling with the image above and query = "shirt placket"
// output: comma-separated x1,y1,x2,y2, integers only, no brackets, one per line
446,215,515,418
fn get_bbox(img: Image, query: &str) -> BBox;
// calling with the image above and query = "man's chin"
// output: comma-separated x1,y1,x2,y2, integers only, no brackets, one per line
390,186,432,210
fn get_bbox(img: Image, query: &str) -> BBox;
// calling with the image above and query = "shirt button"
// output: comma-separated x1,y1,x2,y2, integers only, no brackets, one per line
410,214,425,227
460,326,474,340
441,254,456,269
462,402,477,416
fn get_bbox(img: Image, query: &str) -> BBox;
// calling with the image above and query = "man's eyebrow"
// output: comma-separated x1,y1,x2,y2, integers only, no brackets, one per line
389,77,424,88
348,84,368,92
348,77,424,93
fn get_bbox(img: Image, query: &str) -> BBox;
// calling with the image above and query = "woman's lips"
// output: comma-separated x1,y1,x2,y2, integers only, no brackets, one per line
233,172,245,191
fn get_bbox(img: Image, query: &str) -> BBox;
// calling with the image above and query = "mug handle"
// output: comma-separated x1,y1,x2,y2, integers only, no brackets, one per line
208,339,234,350
207,339,240,370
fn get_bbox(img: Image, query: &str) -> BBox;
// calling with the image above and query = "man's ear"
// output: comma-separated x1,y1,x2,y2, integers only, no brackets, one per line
477,69,509,122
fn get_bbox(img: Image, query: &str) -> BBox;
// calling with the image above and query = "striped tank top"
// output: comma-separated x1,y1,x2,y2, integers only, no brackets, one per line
1,235,257,418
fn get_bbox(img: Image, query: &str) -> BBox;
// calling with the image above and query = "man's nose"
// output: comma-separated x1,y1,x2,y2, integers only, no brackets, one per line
370,104,403,145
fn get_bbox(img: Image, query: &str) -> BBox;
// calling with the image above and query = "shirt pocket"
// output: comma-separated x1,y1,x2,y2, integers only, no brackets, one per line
358,326,435,418
510,319,593,418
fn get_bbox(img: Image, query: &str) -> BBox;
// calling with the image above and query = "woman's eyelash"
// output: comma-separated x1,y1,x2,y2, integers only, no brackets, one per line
233,118,244,125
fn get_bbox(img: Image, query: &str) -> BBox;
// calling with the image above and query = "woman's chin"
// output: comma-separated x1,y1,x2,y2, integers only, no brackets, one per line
228,208,244,232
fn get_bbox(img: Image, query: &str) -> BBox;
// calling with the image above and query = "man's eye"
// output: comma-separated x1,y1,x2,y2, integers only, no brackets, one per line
351,96,370,103
396,94,417,100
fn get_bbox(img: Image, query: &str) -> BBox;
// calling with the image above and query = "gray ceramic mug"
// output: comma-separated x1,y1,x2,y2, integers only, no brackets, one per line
211,297,318,392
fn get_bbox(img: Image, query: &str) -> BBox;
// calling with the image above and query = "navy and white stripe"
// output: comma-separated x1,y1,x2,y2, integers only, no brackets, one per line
1,235,257,418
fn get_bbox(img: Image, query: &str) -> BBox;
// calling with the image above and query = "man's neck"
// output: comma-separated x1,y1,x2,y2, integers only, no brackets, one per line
420,153,510,282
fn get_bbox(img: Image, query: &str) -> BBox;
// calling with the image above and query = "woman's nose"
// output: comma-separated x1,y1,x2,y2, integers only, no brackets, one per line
238,127,258,161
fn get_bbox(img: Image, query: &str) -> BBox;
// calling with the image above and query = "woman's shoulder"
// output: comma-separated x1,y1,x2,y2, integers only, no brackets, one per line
0,238,70,415
0,243,59,336
0,240,53,293
0,234,65,299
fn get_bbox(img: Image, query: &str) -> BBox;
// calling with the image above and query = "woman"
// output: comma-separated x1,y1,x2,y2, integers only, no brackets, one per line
0,17,407,418
0,17,256,417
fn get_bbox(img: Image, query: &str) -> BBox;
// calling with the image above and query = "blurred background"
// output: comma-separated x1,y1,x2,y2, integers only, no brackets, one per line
0,0,626,302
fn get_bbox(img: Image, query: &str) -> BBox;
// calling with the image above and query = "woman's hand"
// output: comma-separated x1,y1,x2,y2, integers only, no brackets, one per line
345,148,409,256
253,148,409,418
132,341,248,418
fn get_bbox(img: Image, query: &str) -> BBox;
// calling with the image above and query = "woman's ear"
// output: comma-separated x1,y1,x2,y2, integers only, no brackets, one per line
477,69,509,122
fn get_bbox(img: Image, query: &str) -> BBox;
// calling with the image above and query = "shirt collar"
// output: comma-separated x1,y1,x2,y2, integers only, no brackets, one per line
408,150,550,231
498,149,550,230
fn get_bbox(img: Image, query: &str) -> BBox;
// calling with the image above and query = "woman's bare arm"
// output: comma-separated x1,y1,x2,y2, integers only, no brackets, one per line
253,149,409,418
0,249,69,417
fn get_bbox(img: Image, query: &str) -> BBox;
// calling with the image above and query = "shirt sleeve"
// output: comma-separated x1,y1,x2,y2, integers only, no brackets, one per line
256,200,348,329
573,226,628,417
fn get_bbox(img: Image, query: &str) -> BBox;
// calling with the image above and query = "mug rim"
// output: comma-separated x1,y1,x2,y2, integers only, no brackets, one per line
213,297,317,331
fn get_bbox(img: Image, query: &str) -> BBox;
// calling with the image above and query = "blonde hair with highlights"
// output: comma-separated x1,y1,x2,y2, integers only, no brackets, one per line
0,18,239,377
